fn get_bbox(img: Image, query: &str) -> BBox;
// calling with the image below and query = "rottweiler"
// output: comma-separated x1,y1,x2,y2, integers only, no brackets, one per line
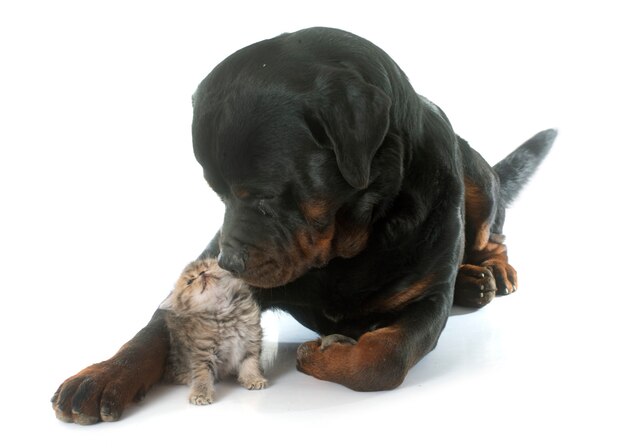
52,27,556,424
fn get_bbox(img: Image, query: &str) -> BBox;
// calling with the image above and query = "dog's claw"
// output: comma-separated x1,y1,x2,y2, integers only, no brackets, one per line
320,334,357,351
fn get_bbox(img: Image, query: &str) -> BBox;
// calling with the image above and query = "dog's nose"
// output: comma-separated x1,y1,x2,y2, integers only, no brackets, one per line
217,249,246,275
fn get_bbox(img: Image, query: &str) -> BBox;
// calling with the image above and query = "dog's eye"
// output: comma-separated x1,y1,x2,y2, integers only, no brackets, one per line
186,278,195,286
258,200,270,216
257,198,275,217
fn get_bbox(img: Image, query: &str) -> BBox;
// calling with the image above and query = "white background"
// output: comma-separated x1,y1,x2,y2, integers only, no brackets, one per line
1,0,625,446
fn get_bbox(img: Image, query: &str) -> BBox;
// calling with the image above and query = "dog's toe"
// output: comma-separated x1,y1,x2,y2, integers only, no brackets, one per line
454,264,497,307
320,334,357,351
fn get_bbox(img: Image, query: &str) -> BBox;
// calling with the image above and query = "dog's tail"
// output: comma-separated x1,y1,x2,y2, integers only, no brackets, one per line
494,129,558,207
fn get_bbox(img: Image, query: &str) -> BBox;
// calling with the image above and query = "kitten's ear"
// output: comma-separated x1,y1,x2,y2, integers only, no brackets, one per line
159,291,175,310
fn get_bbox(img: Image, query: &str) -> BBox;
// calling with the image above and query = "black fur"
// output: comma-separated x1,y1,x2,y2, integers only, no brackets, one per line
191,27,556,389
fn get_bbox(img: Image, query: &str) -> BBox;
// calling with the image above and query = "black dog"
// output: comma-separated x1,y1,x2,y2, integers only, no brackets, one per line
52,27,556,424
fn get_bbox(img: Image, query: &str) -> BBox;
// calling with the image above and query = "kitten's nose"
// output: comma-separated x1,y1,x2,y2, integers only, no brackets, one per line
217,248,246,275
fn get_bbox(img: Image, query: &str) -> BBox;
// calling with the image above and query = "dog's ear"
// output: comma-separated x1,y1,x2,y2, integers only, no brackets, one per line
306,70,391,190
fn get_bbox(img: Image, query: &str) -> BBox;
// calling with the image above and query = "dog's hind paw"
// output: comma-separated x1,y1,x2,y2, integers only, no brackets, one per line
453,264,497,307
482,259,517,296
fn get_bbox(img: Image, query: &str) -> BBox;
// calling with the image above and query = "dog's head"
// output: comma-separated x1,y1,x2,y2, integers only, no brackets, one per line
191,43,400,288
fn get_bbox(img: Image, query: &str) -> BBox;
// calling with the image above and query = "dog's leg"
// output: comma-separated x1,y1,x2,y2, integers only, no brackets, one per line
296,293,452,391
455,131,555,307
455,198,518,307
51,309,170,424
455,173,517,307
475,235,517,296
454,237,517,307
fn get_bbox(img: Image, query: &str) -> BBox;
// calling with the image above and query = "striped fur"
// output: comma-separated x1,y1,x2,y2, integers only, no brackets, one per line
160,258,266,404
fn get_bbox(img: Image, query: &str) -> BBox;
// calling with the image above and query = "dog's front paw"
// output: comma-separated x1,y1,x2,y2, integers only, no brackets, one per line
297,334,356,370
51,361,150,424
296,334,357,382
296,331,405,391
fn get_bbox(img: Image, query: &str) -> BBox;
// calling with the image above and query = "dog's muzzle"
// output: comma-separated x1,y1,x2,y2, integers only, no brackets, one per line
217,246,246,275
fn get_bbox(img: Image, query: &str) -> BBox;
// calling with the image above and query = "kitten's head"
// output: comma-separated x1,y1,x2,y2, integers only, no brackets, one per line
159,258,248,313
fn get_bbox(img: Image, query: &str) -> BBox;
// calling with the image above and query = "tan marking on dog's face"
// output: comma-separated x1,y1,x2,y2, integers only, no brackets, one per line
333,221,370,259
300,199,331,226
232,187,251,201
242,226,336,288
233,199,371,288
294,225,335,267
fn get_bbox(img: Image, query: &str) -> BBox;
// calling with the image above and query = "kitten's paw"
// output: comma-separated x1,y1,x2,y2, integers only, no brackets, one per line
241,376,268,390
189,393,214,405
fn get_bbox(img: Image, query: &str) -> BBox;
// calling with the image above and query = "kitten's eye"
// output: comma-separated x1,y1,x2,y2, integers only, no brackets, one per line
186,271,207,286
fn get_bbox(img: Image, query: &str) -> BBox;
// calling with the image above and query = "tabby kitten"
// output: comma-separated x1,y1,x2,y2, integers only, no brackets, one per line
160,258,267,405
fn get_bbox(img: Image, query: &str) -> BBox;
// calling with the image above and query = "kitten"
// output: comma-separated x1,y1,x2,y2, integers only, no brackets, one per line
160,258,267,405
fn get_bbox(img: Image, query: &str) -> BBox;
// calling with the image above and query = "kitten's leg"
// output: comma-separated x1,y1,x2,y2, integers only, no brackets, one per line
237,353,267,390
188,360,216,405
